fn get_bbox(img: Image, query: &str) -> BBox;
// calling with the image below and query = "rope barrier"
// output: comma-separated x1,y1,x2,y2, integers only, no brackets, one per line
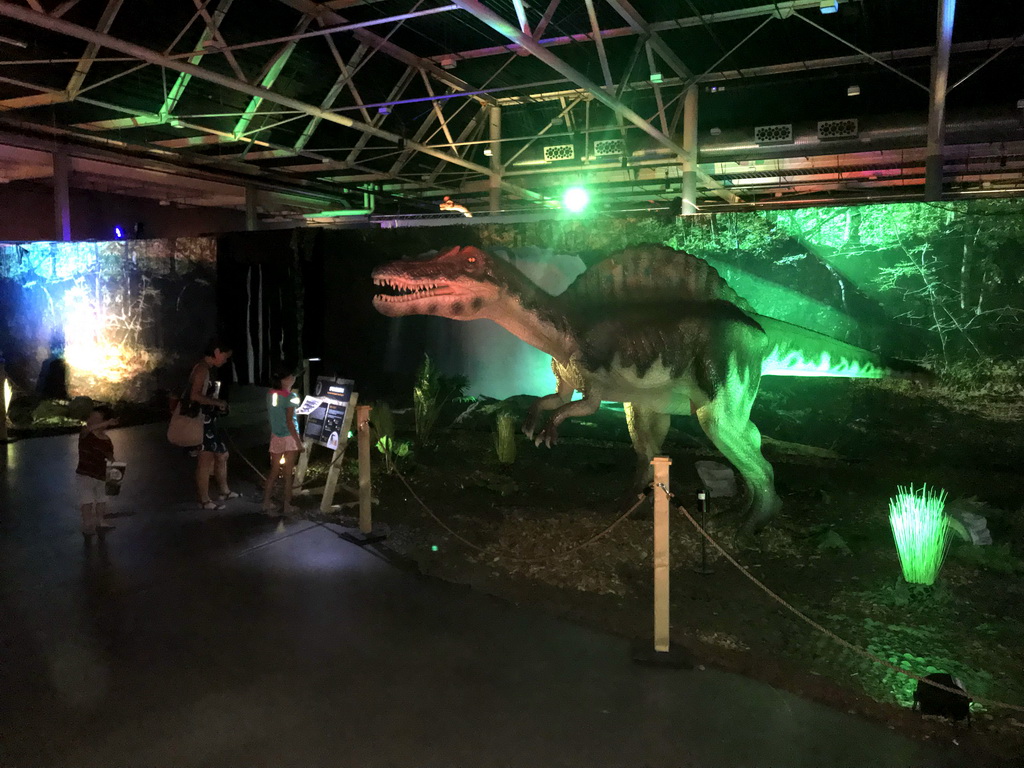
394,467,648,563
662,486,1024,713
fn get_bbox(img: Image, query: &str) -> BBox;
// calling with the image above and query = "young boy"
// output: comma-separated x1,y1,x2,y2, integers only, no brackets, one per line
262,368,304,517
76,406,118,538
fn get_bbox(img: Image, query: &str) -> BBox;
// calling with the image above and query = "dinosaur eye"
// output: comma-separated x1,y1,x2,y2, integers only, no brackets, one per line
467,256,477,263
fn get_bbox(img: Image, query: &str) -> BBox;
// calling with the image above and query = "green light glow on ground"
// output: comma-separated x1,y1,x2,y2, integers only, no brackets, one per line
761,345,886,378
889,484,950,586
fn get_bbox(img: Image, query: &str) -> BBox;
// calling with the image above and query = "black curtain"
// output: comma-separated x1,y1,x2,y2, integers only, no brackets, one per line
217,230,302,386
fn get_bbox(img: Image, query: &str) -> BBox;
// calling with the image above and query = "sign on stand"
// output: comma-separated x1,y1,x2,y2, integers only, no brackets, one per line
290,377,382,544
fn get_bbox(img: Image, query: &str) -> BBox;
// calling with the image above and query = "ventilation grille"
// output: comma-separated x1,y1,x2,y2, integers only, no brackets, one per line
818,118,859,140
753,124,793,145
543,144,575,162
593,139,624,157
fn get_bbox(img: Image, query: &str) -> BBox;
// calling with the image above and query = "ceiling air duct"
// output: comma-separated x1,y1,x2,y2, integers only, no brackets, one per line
754,124,794,145
818,118,859,140
543,144,575,161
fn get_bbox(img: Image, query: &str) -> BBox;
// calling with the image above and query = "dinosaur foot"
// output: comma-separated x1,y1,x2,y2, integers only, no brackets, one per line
533,425,559,448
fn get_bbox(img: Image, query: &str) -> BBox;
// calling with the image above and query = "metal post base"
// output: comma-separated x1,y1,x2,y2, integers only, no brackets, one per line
339,529,387,547
630,638,694,669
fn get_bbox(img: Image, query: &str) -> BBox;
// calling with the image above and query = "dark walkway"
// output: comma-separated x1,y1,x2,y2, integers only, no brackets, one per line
1,426,968,767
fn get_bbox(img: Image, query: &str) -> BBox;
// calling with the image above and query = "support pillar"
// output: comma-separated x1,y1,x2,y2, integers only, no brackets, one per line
681,85,698,215
488,105,502,214
245,184,259,230
925,0,956,201
52,150,71,241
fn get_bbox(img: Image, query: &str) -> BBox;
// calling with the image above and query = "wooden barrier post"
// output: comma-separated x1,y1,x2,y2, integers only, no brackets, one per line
340,403,385,546
357,404,372,534
319,392,358,514
631,456,690,667
652,456,672,653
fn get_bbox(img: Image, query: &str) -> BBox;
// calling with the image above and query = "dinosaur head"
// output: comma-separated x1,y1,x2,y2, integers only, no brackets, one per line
372,245,512,320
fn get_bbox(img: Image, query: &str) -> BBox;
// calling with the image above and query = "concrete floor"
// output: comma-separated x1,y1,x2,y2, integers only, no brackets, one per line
0,425,974,767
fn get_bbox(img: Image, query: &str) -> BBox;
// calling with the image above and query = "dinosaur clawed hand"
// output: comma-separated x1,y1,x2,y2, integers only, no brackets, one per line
521,417,538,441
533,424,559,448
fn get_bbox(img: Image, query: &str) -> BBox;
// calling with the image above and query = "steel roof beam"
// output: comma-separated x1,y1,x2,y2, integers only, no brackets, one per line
233,14,314,137
66,0,123,97
274,0,498,106
0,2,542,201
432,0,842,64
447,0,740,203
583,0,613,88
293,40,371,150
925,0,956,200
191,0,249,82
605,0,693,80
346,67,416,165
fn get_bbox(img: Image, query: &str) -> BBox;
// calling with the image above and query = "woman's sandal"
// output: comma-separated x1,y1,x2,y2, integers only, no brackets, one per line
219,491,241,501
200,500,225,510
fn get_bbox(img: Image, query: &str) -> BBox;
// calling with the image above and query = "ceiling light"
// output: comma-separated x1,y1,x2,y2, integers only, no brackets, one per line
440,56,456,70
847,84,861,96
708,85,724,94
819,0,838,13
483,148,493,157
377,106,390,115
710,127,722,136
649,71,663,84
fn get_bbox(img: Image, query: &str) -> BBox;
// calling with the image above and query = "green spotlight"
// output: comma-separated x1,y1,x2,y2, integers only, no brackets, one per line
888,484,951,586
563,186,589,213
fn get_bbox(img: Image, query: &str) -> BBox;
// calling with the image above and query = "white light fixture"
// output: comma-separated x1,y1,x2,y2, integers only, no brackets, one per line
710,127,722,136
483,148,493,157
847,84,861,96
1017,99,1024,109
820,0,839,13
649,71,663,84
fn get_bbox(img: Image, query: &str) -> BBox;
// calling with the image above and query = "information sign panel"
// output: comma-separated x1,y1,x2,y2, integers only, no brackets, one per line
303,377,354,449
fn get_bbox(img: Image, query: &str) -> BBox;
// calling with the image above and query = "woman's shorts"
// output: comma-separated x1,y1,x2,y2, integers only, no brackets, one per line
269,434,302,454
76,474,107,505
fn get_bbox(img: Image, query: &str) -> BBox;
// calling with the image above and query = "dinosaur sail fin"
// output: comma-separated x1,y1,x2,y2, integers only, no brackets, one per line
755,315,927,380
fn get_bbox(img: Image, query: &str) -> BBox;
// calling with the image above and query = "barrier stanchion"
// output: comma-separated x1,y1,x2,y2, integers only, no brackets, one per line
693,491,714,575
340,404,386,546
632,457,692,668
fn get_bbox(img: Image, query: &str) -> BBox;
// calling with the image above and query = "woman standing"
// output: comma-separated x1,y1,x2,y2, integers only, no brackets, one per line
189,339,238,510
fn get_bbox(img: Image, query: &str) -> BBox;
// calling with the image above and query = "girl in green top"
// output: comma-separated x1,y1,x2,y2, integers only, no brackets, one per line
262,367,304,516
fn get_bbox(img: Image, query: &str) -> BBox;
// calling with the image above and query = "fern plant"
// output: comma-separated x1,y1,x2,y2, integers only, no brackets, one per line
412,355,469,446
371,402,409,474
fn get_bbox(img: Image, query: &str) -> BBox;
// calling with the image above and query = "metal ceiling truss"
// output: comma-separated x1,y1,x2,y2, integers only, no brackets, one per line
0,0,1021,220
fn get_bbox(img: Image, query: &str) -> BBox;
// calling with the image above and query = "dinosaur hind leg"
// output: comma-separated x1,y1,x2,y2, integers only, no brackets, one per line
624,403,671,491
695,367,781,534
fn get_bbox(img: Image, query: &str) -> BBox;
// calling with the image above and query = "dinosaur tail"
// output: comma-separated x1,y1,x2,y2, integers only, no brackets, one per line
754,315,931,381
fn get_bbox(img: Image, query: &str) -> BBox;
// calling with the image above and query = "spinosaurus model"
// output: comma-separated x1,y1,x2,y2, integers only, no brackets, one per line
373,244,919,533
